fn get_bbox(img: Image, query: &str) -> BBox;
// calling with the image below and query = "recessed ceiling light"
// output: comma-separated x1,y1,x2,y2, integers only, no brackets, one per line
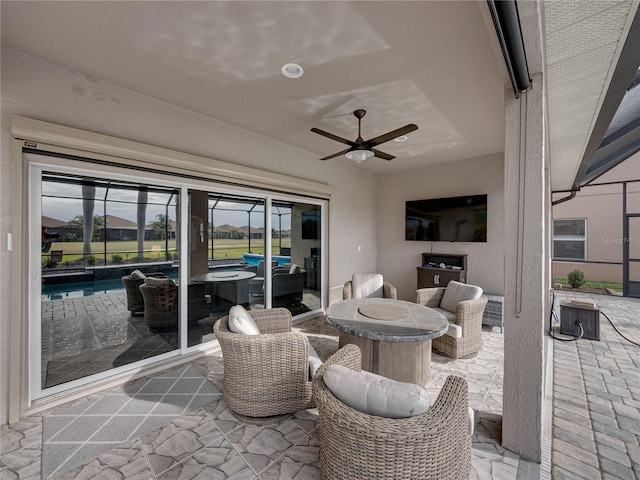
394,135,408,143
281,63,304,79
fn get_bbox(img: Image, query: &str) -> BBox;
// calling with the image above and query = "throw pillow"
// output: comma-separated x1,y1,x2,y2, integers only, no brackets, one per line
228,305,260,335
129,269,146,280
308,343,322,378
351,273,384,299
440,281,483,314
323,364,429,418
144,276,176,288
289,263,300,274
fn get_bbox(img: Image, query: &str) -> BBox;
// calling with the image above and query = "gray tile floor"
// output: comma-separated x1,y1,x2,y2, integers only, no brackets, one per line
1,313,511,479
5,291,637,479
551,291,640,480
40,365,222,479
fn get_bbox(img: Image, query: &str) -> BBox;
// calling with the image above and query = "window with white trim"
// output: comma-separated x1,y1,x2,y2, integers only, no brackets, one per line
552,219,586,261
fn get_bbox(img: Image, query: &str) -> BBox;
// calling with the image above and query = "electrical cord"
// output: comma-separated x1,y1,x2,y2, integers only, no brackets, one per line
549,291,640,347
548,291,584,342
600,310,640,347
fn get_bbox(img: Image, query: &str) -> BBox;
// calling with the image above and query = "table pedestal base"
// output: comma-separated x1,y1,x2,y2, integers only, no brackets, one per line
338,332,432,386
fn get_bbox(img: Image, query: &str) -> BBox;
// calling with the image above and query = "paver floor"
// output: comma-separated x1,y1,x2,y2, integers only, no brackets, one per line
552,291,640,480
10,289,639,479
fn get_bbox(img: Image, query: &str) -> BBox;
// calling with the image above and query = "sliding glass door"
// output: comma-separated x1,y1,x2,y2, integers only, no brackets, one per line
31,156,326,400
39,171,180,391
186,192,267,345
270,202,321,315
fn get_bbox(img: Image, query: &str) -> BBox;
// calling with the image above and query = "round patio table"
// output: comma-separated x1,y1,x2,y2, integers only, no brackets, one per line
326,298,448,386
191,271,256,283
191,271,256,306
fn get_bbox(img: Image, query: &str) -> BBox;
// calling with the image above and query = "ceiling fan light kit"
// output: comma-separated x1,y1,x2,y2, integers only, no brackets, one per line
311,109,418,163
345,149,375,162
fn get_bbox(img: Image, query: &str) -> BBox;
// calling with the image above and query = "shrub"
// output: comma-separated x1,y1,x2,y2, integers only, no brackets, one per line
86,255,96,266
567,269,586,288
111,254,123,264
44,259,57,268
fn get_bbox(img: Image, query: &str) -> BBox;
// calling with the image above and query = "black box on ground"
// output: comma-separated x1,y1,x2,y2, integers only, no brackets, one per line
560,302,600,340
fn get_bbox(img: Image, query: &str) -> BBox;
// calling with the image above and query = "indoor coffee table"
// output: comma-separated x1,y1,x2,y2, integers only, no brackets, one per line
326,298,448,386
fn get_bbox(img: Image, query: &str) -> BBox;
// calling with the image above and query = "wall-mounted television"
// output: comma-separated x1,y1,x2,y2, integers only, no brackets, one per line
301,210,320,240
406,194,487,242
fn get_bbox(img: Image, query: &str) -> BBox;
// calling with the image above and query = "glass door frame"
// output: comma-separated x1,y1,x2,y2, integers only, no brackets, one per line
29,156,327,402
29,160,188,400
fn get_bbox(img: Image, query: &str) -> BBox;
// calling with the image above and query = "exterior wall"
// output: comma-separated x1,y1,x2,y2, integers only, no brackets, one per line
0,48,378,424
552,153,640,283
376,153,505,301
502,72,547,462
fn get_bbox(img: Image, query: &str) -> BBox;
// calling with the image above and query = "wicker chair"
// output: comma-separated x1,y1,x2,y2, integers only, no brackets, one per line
312,344,471,480
343,274,397,300
415,286,488,358
121,272,167,314
213,308,315,418
139,279,178,331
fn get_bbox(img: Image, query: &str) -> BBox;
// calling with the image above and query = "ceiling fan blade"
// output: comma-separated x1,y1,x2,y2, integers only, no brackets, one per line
372,148,395,161
319,147,353,161
367,124,419,147
311,127,357,147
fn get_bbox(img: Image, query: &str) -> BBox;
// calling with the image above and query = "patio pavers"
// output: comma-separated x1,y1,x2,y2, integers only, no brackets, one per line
552,291,640,480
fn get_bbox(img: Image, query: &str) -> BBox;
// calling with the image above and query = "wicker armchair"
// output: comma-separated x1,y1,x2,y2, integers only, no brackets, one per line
121,272,167,314
343,274,397,300
139,279,178,331
213,308,315,418
415,285,488,358
312,344,471,480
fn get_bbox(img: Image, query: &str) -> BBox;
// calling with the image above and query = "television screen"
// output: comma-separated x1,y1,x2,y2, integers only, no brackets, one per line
301,210,320,240
406,194,487,242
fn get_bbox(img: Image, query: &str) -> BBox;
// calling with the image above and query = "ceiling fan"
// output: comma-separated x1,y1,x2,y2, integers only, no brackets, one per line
311,109,418,162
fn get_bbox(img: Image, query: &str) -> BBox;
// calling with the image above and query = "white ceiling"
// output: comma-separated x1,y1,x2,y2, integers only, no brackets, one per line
3,1,638,187
0,1,508,173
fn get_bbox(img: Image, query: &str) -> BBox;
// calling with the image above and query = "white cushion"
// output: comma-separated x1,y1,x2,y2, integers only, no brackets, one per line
289,263,300,274
228,305,260,335
432,308,462,339
308,343,322,378
351,274,384,299
144,276,175,287
129,269,146,280
323,365,429,418
440,281,483,314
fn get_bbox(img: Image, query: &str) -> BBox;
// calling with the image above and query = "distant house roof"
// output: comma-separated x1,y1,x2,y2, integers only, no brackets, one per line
213,224,236,233
42,216,67,228
103,215,137,229
237,226,265,234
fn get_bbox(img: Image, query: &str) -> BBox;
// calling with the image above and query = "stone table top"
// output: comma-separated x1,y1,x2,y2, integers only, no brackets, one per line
326,298,448,342
191,271,256,283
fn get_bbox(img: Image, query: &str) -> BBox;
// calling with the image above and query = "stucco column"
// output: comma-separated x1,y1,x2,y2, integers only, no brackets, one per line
502,72,549,462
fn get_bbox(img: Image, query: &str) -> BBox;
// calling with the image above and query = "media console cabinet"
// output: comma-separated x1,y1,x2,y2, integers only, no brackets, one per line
416,253,467,288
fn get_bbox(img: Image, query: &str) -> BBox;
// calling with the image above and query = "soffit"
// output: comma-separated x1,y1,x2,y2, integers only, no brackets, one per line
544,0,639,191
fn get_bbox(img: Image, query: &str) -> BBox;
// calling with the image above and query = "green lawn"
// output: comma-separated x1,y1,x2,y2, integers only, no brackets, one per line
43,238,291,265
553,278,623,291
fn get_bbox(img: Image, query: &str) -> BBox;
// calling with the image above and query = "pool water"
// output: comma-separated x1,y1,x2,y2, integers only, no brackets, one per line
242,253,291,266
41,274,179,301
